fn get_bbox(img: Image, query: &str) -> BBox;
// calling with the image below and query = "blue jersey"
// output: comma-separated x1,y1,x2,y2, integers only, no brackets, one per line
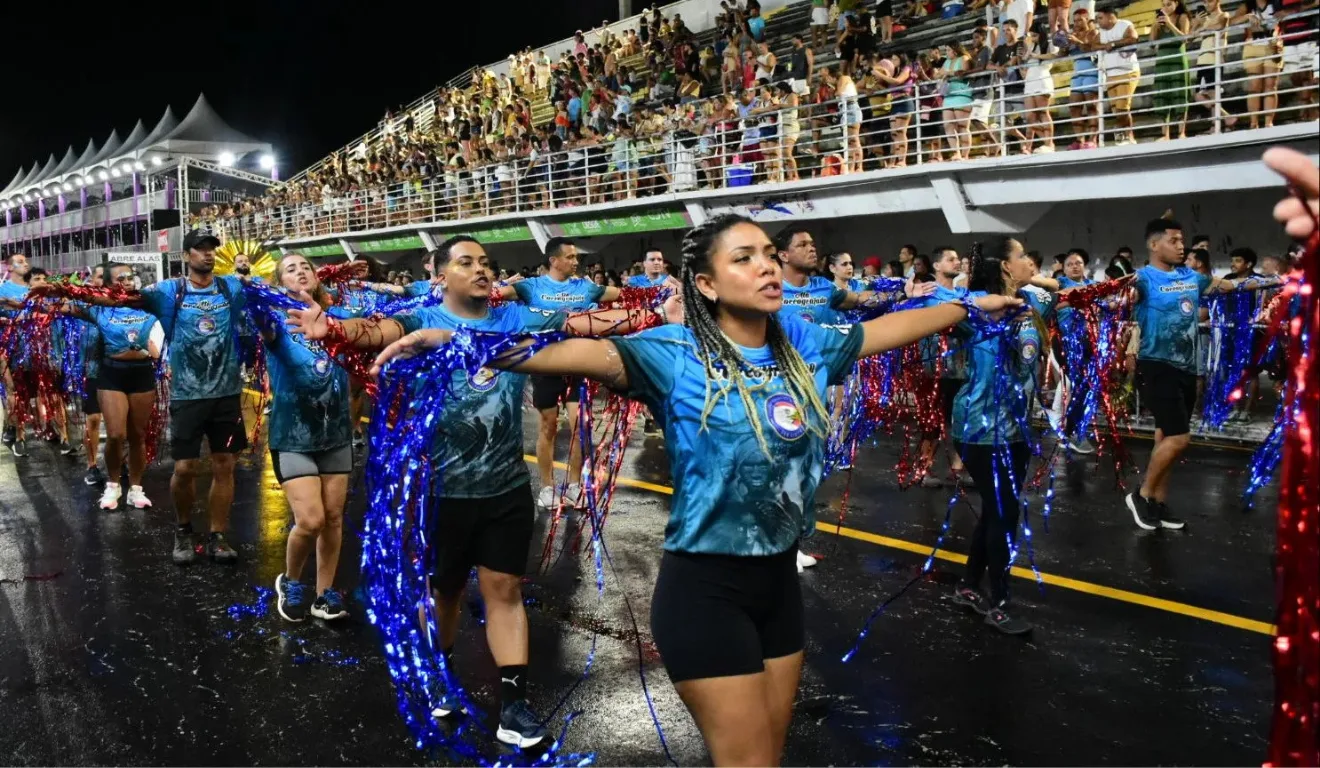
262,321,352,453
951,290,1054,445
81,324,103,381
0,280,31,366
395,302,566,498
611,317,864,556
777,276,848,325
847,278,863,293
1056,276,1093,337
512,275,605,311
627,273,668,288
919,285,969,379
140,276,247,401
405,280,441,299
79,305,158,358
1134,265,1212,373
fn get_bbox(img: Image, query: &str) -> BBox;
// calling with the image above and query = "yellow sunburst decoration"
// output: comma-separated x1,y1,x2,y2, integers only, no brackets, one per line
215,239,278,282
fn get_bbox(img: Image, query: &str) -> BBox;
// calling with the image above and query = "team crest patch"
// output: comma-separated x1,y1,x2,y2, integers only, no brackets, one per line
1020,339,1039,363
126,330,139,344
764,393,806,440
800,312,816,324
314,357,331,376
468,366,498,392
197,316,217,335
1179,298,1195,316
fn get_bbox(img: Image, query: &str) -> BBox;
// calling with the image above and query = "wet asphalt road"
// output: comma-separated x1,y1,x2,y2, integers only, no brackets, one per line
0,411,1277,765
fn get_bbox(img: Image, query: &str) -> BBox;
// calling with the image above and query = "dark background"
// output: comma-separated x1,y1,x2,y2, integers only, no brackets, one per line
1,0,622,183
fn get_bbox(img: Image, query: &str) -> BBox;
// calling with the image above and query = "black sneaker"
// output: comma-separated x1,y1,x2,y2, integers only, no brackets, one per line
984,602,1033,635
172,530,196,566
275,574,310,622
951,585,991,615
84,466,107,486
1,426,14,446
1155,501,1186,530
207,533,239,564
496,700,547,748
58,440,75,456
10,440,26,458
429,680,463,719
1125,492,1159,531
310,589,349,621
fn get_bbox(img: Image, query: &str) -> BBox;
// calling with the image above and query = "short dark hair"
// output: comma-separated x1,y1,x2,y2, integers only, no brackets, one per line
1003,18,1020,28
901,243,918,256
1191,233,1210,245
545,236,576,261
1026,250,1043,269
773,226,812,253
5,253,26,265
1145,218,1182,241
932,245,956,259
1229,246,1258,267
1188,247,1213,272
432,235,481,270
26,267,48,281
1066,247,1090,264
1117,246,1134,256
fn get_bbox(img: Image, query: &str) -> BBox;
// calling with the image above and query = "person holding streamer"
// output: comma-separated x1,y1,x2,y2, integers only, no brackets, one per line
1124,217,1282,531
344,216,1020,767
62,263,163,510
287,234,672,750
79,265,108,487
1057,248,1098,454
265,253,354,624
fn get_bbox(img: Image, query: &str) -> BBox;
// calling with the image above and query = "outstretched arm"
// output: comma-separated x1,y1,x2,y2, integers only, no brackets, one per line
286,296,408,350
369,330,631,390
858,294,1022,358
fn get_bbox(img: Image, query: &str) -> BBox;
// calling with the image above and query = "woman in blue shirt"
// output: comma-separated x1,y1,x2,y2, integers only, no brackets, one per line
946,237,1055,636
64,264,164,511
357,216,1019,766
265,253,355,624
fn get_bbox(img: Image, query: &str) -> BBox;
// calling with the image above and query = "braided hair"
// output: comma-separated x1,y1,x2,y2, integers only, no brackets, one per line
679,214,832,457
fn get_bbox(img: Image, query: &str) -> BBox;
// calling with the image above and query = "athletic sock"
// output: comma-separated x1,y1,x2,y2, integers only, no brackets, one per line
499,664,528,708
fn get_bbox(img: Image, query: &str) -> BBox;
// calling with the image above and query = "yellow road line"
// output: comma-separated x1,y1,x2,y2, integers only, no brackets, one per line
529,455,1277,637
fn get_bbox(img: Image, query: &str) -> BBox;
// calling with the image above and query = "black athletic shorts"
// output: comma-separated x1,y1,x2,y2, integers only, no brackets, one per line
82,377,101,416
169,394,248,460
99,358,156,394
270,444,353,484
650,546,804,683
430,482,536,595
531,374,583,411
1136,359,1197,438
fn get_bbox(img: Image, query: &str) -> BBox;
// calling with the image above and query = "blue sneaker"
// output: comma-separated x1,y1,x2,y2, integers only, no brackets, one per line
496,700,547,748
430,683,462,719
275,574,309,622
310,589,349,621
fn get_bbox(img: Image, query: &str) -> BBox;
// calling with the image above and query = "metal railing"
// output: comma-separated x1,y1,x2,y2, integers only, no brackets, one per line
208,15,1318,243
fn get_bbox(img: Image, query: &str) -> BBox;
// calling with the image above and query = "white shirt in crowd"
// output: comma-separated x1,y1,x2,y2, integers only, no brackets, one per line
1099,19,1141,76
999,0,1032,33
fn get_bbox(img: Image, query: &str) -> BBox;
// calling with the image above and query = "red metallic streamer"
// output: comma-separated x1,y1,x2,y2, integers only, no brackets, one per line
1266,214,1320,768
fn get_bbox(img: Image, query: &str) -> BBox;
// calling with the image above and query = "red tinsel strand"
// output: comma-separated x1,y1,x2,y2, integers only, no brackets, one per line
141,357,171,466
1266,218,1320,768
321,318,380,398
0,299,70,435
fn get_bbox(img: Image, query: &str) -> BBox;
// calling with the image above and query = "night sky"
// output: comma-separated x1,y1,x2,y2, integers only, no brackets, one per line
2,0,621,183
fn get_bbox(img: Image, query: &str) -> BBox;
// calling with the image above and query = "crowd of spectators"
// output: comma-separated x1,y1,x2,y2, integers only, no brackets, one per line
196,0,1317,241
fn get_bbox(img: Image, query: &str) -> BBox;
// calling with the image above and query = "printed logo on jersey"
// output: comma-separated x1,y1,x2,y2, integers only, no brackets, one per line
126,330,139,344
313,357,331,377
799,311,817,324
1179,298,1195,316
1020,339,1039,363
197,316,217,335
468,366,499,392
764,393,806,441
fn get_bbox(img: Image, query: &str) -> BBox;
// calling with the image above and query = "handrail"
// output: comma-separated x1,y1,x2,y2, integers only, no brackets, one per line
201,12,1318,244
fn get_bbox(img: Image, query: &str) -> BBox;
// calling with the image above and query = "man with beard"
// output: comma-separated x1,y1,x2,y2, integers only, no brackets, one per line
64,231,248,563
286,234,675,749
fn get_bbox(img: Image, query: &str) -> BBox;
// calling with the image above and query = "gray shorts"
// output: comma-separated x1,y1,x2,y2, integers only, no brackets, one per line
270,444,353,484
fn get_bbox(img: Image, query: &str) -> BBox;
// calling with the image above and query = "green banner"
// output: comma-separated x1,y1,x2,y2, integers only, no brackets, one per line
296,243,345,257
550,210,690,238
455,224,534,244
355,234,426,253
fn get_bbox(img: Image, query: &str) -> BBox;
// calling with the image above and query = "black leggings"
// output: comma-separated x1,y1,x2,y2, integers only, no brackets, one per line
956,441,1030,604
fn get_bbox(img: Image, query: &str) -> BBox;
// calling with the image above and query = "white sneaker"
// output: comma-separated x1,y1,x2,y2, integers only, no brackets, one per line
796,550,818,570
537,485,556,509
126,486,152,509
99,482,122,511
566,482,585,509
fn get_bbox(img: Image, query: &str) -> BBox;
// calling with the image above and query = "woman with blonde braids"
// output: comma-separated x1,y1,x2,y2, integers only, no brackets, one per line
347,215,1020,766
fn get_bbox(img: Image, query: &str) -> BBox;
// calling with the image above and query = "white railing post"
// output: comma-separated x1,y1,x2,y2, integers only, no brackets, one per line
914,98,924,165
1213,30,1224,135
1096,67,1108,148
998,81,1007,155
